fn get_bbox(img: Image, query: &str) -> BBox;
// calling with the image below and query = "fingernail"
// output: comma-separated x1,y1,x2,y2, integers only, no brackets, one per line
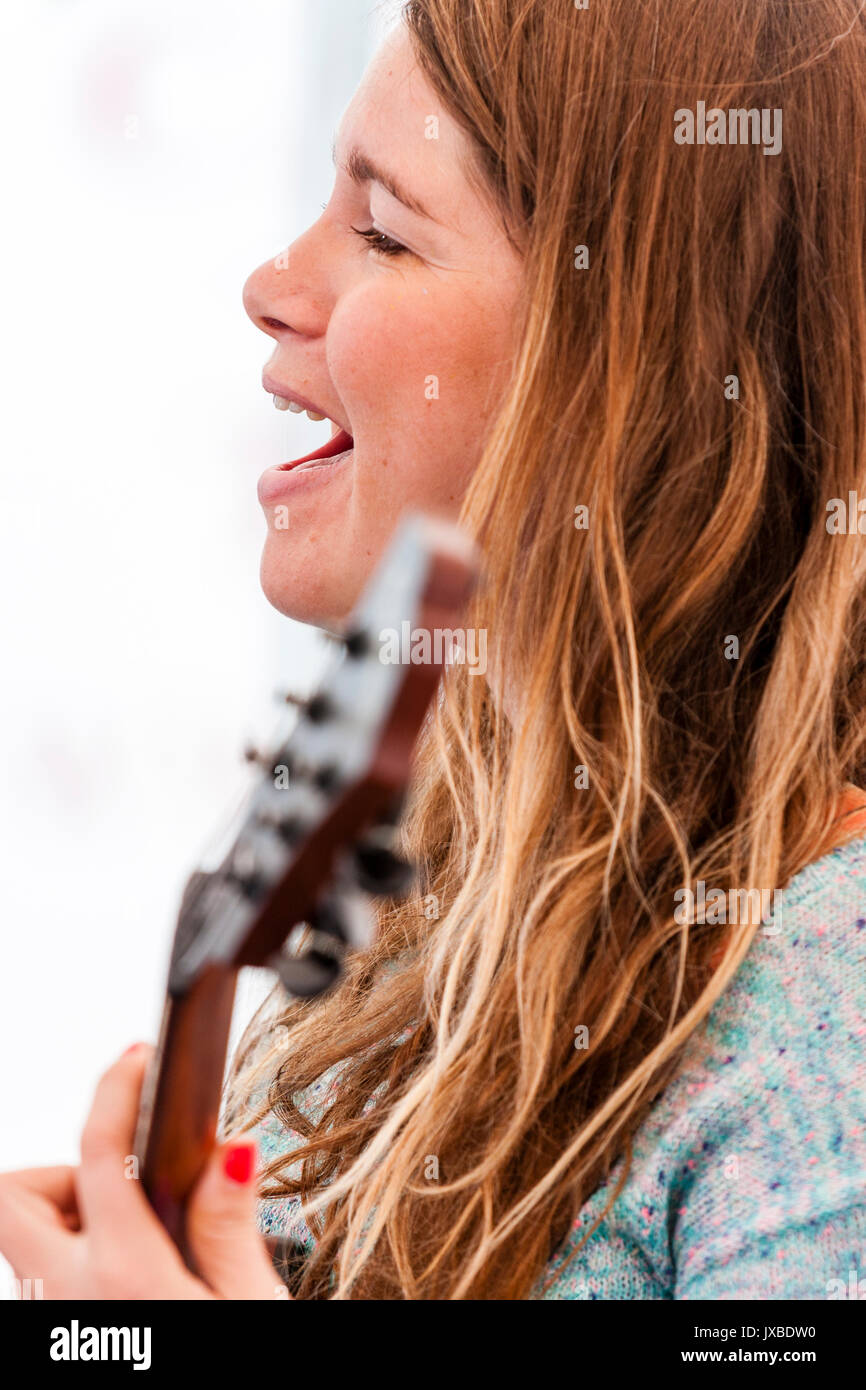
223,1143,255,1185
123,1043,145,1056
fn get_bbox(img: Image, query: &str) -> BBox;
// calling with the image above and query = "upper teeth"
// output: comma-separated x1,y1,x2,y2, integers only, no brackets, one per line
272,394,325,421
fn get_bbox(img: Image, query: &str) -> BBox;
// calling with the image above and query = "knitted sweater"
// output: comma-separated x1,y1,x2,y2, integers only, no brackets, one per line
256,831,866,1299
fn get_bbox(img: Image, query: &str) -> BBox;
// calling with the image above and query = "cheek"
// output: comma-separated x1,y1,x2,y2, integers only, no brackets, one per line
328,278,512,486
328,282,438,441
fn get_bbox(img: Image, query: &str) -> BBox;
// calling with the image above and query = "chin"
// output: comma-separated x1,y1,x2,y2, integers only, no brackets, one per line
259,537,360,629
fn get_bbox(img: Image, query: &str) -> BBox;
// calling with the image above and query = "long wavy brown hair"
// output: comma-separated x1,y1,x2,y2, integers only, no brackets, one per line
228,0,866,1298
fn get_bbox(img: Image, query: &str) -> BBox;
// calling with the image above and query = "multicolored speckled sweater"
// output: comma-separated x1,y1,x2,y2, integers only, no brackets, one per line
255,831,866,1299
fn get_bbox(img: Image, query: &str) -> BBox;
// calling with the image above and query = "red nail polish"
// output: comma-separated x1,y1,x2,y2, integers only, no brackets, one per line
223,1143,255,1184
123,1043,143,1056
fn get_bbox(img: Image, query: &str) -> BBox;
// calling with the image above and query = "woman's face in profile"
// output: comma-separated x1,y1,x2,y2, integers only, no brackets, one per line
243,29,522,626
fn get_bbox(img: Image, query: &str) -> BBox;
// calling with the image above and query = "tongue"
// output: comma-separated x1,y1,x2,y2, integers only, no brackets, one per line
281,428,353,471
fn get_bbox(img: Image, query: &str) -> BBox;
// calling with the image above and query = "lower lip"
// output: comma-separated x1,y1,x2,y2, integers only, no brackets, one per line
257,428,354,506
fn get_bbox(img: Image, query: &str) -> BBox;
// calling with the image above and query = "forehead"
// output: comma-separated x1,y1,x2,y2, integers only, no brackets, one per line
335,29,480,227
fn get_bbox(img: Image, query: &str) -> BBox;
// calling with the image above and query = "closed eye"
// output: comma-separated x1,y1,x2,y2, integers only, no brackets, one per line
351,226,410,258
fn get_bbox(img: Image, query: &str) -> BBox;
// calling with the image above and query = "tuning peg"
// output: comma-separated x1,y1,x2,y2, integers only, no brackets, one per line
225,845,265,899
273,754,340,794
255,809,305,845
243,743,278,772
351,827,416,899
245,746,337,793
277,690,335,724
344,628,371,659
322,626,372,659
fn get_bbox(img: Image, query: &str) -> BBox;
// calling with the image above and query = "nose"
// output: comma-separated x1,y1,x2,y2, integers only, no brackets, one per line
243,230,330,344
243,255,291,339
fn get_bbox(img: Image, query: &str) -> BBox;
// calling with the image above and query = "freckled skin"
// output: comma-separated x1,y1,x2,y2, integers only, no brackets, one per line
243,30,523,627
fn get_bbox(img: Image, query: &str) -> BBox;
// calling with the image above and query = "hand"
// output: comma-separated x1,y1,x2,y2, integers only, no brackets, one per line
0,1044,286,1300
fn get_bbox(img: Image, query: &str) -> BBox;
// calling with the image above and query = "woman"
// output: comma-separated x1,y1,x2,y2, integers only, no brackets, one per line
2,0,865,1300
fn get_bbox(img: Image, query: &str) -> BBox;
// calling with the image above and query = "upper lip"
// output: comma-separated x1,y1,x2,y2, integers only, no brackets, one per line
261,372,352,437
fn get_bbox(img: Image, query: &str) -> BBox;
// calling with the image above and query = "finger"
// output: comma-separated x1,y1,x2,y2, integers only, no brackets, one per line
0,1166,78,1214
76,1044,157,1243
186,1140,286,1300
0,1166,81,1239
0,1175,80,1283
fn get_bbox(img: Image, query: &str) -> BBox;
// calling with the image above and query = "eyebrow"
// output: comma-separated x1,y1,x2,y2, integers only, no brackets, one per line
333,140,436,222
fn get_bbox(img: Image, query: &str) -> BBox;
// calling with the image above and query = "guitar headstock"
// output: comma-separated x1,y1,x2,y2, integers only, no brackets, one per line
167,514,477,1001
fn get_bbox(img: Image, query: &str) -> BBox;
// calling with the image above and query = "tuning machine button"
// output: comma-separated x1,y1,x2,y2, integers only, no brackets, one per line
312,888,375,952
270,924,344,998
351,827,416,899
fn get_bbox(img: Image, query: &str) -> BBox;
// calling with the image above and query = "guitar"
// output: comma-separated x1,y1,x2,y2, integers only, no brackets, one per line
133,514,477,1275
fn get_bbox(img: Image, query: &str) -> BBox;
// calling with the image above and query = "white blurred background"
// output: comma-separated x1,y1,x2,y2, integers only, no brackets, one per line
0,0,391,1234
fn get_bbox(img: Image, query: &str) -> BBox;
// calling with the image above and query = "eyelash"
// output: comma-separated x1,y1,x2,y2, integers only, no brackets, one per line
351,225,410,258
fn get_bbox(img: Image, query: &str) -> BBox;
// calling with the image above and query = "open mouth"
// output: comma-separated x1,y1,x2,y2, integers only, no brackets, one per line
278,427,354,473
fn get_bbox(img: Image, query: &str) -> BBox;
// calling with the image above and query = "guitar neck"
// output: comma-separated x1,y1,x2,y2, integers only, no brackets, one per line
136,965,238,1260
128,516,479,1270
